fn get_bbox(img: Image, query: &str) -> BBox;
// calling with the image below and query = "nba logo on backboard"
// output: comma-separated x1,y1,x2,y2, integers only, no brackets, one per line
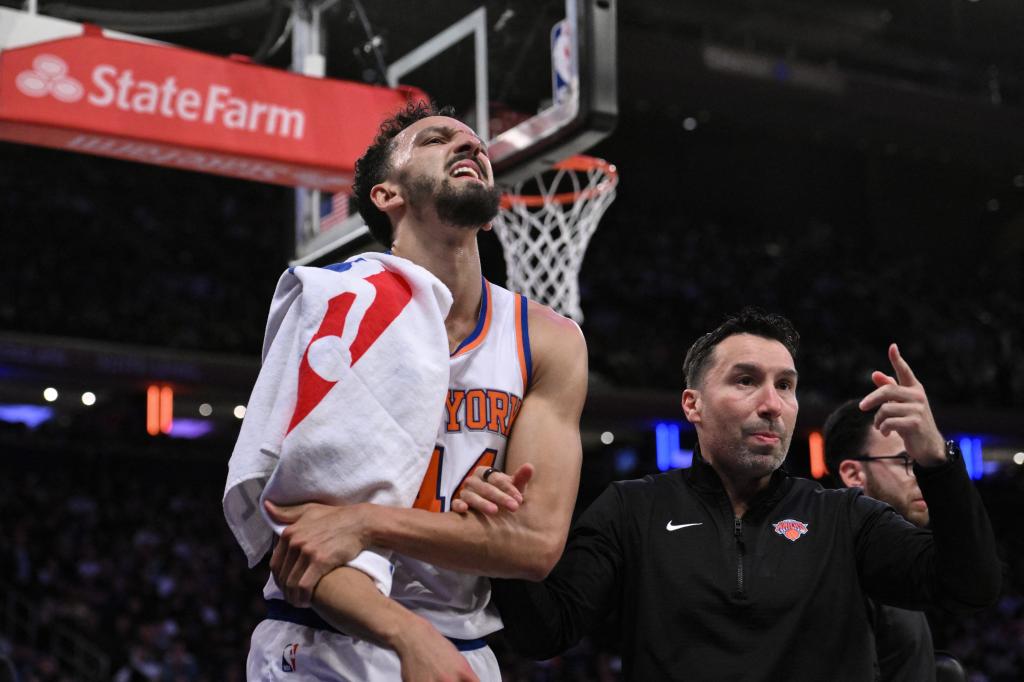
551,19,575,106
281,643,299,672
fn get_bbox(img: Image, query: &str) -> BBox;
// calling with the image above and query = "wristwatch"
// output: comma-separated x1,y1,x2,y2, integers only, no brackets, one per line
943,439,961,464
915,439,959,471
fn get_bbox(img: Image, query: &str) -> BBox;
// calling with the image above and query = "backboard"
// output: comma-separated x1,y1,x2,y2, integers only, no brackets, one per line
291,0,617,265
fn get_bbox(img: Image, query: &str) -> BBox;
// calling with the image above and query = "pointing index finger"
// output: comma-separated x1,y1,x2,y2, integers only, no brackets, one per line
889,343,918,387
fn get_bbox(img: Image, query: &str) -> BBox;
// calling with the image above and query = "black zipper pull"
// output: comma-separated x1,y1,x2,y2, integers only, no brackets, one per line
734,516,745,595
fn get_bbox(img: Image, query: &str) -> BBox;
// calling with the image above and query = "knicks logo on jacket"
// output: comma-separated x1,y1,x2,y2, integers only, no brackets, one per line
444,387,523,437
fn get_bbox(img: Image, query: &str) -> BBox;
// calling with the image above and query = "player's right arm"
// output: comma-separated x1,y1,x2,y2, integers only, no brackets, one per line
309,566,478,682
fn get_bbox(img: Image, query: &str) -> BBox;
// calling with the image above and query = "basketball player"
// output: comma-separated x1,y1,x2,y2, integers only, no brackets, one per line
246,101,587,680
824,399,938,681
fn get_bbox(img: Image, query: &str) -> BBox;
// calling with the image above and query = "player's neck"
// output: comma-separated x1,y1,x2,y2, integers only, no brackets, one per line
391,221,484,342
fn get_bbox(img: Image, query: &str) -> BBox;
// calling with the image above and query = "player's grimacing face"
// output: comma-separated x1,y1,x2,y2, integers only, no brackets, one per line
390,116,493,188
389,116,499,227
688,334,798,478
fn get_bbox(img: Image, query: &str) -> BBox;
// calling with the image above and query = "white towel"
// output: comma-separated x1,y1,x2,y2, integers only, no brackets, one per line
223,253,451,594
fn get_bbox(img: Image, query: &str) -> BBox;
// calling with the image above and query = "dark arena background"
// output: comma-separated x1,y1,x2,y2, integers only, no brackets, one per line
2,1,1023,680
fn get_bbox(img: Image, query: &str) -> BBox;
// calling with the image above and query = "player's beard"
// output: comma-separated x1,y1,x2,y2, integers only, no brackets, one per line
401,171,501,228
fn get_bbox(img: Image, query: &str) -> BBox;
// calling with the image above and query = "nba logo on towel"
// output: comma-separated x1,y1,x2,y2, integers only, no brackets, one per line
773,519,809,542
282,643,299,672
287,269,413,434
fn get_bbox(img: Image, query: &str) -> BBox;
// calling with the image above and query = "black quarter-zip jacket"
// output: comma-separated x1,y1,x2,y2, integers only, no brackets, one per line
492,452,1000,681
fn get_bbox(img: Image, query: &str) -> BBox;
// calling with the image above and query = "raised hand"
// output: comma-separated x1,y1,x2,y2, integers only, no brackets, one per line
859,343,946,467
450,463,534,515
266,501,370,607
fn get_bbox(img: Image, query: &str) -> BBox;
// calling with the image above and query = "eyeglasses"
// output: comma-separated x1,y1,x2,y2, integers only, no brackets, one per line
847,452,914,476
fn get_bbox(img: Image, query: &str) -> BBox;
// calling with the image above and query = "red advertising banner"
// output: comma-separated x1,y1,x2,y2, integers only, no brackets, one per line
0,20,423,191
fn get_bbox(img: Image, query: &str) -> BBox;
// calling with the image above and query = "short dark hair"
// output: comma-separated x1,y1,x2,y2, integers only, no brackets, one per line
682,307,800,389
352,100,456,246
823,399,877,485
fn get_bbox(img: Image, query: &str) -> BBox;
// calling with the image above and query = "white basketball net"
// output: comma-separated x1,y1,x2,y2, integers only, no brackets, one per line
492,157,618,323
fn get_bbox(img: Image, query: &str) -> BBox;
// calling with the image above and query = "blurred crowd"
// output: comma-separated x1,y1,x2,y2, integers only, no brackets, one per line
1,430,1021,681
0,146,286,356
581,209,1024,409
0,431,264,682
3,143,1024,411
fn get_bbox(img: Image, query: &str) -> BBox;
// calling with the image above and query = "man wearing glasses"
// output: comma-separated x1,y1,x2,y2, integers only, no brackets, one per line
823,350,954,682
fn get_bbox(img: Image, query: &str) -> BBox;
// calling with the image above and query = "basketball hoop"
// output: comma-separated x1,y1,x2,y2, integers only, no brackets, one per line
493,155,618,323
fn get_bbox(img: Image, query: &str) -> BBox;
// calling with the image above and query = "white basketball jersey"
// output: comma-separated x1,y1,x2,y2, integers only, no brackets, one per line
390,279,532,639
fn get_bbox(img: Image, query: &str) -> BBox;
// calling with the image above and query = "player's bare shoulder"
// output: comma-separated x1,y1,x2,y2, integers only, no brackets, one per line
525,299,587,395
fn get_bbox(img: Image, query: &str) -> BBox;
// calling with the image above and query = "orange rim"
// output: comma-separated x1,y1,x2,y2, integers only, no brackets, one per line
500,155,618,209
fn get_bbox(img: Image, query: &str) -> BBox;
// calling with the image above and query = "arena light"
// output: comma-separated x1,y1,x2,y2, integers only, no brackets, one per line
959,436,984,481
600,431,614,445
167,418,213,440
655,422,693,471
808,431,827,479
655,422,679,472
160,386,173,434
614,448,637,474
0,404,52,428
81,391,96,406
198,402,213,417
146,384,173,435
233,405,246,419
146,385,159,435
43,387,58,402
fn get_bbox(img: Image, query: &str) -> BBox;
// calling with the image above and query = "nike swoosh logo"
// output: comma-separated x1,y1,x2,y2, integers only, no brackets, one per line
666,521,703,531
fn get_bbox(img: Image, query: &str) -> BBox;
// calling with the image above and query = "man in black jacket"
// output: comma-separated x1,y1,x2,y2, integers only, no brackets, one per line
824,398,938,681
472,308,1000,681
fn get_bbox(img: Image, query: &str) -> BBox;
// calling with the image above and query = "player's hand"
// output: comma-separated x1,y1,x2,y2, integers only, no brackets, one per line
265,501,370,607
450,463,534,515
394,617,479,682
859,343,946,467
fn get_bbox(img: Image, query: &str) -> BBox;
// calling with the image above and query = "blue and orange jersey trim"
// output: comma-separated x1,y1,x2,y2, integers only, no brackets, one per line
515,294,533,387
451,278,492,358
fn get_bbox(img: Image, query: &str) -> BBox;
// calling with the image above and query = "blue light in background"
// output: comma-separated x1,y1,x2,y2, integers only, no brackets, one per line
672,448,694,469
168,418,214,440
959,436,984,481
655,422,692,472
614,448,637,475
655,422,678,471
0,404,53,429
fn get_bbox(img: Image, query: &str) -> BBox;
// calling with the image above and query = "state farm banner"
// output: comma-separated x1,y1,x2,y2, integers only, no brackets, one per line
0,10,423,191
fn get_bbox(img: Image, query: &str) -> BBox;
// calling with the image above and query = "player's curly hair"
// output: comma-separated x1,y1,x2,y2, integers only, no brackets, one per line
353,100,456,246
683,307,800,389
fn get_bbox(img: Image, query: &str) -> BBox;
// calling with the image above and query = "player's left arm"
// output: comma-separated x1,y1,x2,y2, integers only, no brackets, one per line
268,303,587,605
